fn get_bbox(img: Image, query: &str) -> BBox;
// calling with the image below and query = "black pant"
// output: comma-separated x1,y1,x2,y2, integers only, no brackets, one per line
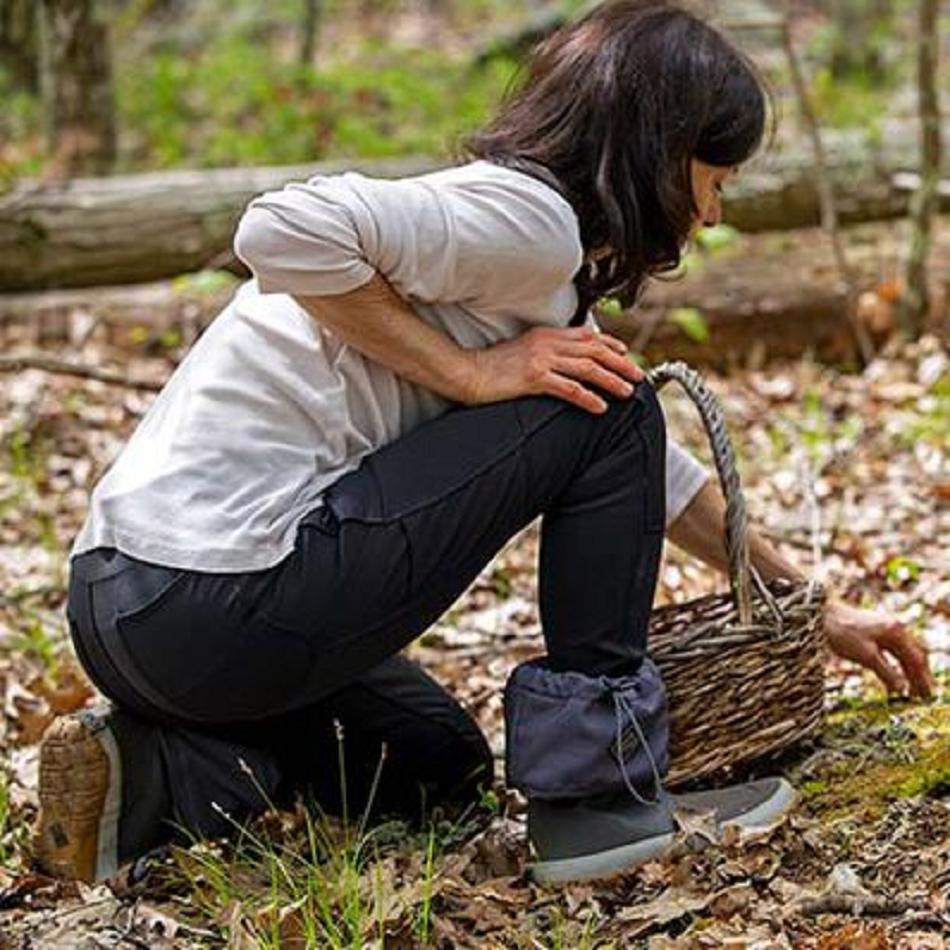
66,385,666,851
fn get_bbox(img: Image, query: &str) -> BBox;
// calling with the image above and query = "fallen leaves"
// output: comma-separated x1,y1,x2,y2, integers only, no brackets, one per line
0,325,946,945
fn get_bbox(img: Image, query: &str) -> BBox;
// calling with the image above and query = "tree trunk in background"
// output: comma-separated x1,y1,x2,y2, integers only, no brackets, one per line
299,0,322,66
826,0,894,83
896,0,942,338
0,0,38,92
37,0,116,177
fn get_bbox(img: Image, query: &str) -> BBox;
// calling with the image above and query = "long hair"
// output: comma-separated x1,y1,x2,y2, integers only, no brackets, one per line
459,0,777,320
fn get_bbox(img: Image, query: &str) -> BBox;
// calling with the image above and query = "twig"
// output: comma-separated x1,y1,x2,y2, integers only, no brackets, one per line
0,353,163,392
798,893,928,917
798,453,823,603
779,15,875,366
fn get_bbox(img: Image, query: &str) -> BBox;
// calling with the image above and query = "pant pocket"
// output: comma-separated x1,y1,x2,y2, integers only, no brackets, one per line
111,564,187,625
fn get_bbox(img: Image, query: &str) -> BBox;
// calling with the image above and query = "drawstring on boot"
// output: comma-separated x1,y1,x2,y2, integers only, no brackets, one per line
612,688,665,806
504,655,670,800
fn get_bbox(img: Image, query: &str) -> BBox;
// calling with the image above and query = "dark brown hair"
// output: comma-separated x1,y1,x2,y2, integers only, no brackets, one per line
459,0,777,320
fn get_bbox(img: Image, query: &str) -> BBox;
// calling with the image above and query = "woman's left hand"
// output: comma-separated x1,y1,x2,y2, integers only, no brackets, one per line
824,599,937,700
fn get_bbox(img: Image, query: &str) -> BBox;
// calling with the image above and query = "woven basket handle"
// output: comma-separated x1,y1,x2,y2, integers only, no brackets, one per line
647,361,753,624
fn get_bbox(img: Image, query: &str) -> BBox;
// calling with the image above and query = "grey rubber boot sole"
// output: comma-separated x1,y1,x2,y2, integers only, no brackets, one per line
528,777,798,884
529,826,677,884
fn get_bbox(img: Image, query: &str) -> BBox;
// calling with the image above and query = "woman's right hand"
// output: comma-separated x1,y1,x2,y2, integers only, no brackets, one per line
463,326,645,414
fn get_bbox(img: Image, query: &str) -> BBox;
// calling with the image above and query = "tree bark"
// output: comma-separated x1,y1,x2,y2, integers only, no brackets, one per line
0,0,38,92
896,0,942,338
37,0,116,177
1,141,948,292
780,16,874,365
299,0,322,66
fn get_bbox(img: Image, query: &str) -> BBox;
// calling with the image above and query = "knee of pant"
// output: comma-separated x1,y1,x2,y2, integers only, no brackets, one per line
637,380,665,433
603,380,666,444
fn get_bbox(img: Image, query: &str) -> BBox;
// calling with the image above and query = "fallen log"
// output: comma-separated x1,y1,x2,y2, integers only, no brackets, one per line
598,219,950,368
2,138,949,292
3,217,946,368
0,155,444,293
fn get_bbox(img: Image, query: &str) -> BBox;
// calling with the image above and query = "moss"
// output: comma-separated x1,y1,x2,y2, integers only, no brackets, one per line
798,699,950,823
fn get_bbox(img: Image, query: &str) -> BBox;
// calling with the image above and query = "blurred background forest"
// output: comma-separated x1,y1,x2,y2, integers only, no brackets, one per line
0,0,940,176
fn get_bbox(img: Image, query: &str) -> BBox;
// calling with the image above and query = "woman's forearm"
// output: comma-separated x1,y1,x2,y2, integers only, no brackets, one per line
293,275,644,414
667,479,806,584
293,274,476,402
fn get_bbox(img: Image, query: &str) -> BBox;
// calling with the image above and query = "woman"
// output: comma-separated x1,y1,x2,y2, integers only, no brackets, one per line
36,0,934,886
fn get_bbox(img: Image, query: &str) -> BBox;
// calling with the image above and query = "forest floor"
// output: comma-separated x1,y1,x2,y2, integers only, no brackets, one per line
0,315,946,946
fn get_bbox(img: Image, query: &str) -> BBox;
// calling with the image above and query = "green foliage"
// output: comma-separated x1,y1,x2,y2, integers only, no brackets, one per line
415,825,437,944
884,555,921,588
0,768,30,872
0,64,43,185
11,616,59,671
7,429,41,484
116,30,517,170
667,306,709,344
489,566,513,599
0,772,11,867
799,387,830,461
672,248,706,277
693,223,740,254
597,297,624,318
810,67,892,131
900,372,950,449
171,269,239,296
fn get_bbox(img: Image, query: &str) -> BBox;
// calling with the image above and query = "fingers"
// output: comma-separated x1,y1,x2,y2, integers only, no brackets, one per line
541,371,608,414
556,357,635,401
563,342,644,383
551,328,644,379
881,628,936,700
866,647,908,697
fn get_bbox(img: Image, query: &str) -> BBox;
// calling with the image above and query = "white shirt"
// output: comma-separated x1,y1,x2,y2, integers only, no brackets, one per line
71,160,708,572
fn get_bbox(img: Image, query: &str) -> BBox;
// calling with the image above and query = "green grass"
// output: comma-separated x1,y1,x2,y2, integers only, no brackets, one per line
899,372,950,449
0,769,28,872
9,615,59,672
165,730,491,947
170,807,469,947
0,772,12,868
2,422,62,555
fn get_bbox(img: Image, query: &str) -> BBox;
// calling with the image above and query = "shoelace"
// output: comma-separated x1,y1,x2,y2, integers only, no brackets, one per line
612,689,666,807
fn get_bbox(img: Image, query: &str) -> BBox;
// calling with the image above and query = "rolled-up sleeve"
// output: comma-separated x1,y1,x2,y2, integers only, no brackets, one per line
665,438,709,526
232,169,582,311
233,182,377,297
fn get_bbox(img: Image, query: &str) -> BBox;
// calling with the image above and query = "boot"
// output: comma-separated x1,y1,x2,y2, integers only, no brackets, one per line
35,704,172,882
34,706,122,882
527,776,797,883
503,655,799,884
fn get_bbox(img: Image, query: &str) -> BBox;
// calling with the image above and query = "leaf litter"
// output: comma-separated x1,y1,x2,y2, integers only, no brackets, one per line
0,326,946,947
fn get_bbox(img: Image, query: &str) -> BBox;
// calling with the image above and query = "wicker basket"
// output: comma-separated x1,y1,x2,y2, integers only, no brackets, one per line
646,361,827,788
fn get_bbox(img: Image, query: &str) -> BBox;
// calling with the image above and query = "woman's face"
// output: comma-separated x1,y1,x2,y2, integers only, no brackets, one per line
689,159,741,236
